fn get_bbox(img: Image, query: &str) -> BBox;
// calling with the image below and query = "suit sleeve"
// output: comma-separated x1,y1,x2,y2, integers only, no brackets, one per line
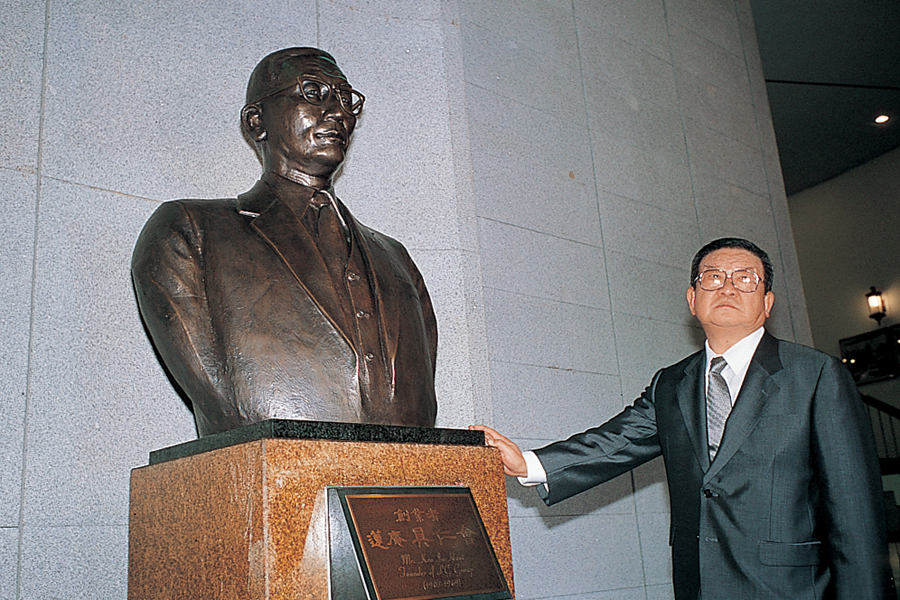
131,201,235,433
811,356,893,599
534,371,665,506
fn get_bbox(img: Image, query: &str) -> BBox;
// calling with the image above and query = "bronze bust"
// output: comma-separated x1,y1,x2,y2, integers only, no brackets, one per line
132,48,437,436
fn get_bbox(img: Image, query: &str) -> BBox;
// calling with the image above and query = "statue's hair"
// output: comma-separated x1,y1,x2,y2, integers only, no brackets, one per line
245,47,347,105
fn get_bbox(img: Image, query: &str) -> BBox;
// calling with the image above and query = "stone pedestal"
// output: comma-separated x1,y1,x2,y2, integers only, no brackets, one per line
128,420,514,600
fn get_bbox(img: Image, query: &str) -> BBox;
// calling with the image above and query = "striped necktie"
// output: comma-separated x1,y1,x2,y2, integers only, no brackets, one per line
706,356,731,460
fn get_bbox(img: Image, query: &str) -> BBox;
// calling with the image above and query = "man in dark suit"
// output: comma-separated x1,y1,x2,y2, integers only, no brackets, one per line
473,237,892,599
132,47,437,436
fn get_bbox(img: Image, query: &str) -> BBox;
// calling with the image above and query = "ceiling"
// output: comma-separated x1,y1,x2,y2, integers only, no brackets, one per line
749,0,900,196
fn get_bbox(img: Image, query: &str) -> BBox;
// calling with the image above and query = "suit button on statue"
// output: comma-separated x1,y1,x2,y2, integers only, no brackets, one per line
131,47,438,436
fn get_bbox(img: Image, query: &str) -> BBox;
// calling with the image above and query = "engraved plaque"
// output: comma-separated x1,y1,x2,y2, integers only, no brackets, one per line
328,487,512,600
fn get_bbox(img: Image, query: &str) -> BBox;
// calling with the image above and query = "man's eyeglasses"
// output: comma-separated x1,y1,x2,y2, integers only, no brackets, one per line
694,269,762,293
255,77,365,115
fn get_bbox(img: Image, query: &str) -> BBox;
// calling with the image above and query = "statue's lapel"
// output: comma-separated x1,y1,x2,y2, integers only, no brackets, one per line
241,177,350,341
344,214,399,364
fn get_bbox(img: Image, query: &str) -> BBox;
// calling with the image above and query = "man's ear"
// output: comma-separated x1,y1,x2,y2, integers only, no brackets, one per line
686,286,697,316
241,103,266,141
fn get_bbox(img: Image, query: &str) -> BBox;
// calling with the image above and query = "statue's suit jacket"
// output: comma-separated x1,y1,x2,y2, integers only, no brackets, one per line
534,332,891,600
132,173,437,436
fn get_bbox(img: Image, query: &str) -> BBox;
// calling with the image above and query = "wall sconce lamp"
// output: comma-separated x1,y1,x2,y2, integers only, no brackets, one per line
867,286,886,325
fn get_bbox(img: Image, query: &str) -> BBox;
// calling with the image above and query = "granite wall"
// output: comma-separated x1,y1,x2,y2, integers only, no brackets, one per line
0,0,808,598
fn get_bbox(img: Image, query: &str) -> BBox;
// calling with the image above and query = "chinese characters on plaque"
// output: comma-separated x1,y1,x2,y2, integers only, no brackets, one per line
331,487,511,600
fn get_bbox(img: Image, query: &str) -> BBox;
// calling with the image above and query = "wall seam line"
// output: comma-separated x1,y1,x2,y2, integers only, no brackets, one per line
571,2,652,594
18,0,53,595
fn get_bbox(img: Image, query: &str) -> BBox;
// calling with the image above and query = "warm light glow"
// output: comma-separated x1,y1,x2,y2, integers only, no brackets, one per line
867,286,887,325
875,114,890,124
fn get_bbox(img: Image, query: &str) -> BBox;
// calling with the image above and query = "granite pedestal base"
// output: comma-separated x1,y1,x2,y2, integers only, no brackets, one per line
128,421,514,600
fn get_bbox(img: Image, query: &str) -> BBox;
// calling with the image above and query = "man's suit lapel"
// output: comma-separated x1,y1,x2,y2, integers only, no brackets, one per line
704,332,783,481
239,175,351,342
676,353,711,472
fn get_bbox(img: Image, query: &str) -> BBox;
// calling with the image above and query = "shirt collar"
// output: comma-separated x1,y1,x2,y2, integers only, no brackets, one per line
237,171,336,217
704,326,765,373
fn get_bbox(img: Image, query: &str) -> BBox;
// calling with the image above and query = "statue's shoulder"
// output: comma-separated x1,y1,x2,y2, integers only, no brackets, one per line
135,197,241,253
153,197,238,217
143,197,240,230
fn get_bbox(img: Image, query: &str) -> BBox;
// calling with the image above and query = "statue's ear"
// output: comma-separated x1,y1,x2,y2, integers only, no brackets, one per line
241,103,266,141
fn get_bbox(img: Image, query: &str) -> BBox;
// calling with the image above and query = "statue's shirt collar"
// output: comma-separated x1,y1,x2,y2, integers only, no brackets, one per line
237,171,336,218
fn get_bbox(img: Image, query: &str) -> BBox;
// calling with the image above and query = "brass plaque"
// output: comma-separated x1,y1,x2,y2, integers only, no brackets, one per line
331,486,511,600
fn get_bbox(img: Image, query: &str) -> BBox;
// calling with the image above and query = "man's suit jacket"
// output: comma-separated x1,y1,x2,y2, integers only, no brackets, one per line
534,332,891,600
131,173,437,436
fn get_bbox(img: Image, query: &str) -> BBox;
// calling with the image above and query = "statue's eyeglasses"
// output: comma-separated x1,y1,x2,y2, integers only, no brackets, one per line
694,269,762,293
255,77,365,115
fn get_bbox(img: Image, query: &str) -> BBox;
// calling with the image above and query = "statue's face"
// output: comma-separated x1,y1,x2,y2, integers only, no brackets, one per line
259,57,358,179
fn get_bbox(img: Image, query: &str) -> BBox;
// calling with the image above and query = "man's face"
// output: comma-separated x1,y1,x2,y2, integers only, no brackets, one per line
259,57,357,179
686,248,774,336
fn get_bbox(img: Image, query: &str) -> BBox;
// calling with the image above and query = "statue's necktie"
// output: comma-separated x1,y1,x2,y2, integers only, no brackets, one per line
309,192,349,263
706,356,731,460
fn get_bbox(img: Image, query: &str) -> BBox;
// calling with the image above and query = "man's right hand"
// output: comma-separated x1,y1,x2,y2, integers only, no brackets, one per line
469,425,528,478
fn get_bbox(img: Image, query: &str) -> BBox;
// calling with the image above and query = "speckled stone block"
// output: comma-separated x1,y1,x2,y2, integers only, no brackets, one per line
128,426,514,599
